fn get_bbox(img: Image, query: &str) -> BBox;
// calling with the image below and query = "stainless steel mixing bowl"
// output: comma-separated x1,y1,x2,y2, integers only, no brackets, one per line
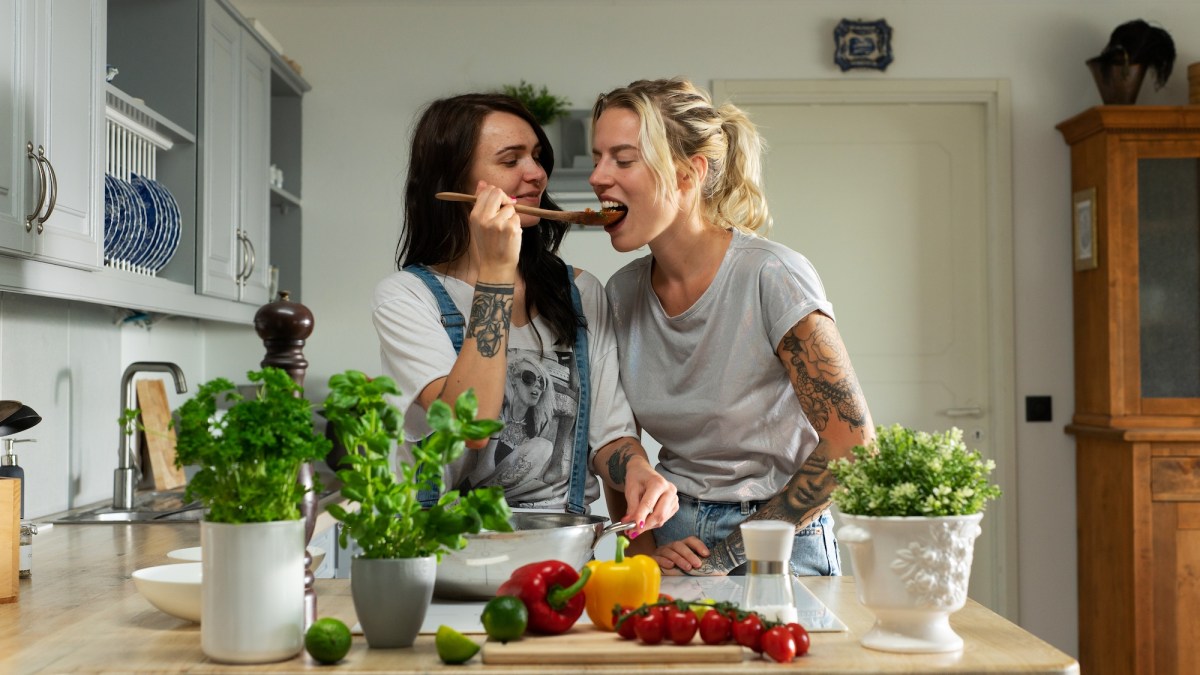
434,512,635,600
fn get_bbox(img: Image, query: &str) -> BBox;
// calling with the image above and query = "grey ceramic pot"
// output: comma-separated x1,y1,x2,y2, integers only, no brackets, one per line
350,555,436,648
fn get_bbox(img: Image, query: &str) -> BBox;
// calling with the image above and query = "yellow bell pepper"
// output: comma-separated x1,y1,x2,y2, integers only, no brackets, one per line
583,534,662,630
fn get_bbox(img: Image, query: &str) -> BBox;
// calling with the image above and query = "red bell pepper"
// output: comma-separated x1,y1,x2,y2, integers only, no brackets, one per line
497,560,592,634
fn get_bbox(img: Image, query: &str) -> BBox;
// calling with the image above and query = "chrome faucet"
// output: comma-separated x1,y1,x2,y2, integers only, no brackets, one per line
113,362,188,510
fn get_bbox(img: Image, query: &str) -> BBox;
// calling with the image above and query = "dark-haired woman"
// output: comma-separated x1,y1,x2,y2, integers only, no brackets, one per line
373,93,677,529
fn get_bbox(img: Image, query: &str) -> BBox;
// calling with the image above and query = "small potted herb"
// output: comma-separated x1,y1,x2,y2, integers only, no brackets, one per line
829,424,1001,653
501,80,571,126
173,367,331,664
321,370,512,648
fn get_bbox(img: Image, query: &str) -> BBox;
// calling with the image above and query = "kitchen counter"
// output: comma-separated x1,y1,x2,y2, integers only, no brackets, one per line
0,523,1078,674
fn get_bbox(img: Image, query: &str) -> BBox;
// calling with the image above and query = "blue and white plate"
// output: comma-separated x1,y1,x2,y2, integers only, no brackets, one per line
103,175,121,256
113,177,147,265
130,174,163,269
152,180,182,272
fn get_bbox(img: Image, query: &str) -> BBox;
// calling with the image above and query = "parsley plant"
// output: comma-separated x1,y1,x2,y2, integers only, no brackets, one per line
173,367,331,523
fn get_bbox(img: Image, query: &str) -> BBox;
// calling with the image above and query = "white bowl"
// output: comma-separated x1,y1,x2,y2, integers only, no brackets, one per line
167,545,326,571
132,562,201,622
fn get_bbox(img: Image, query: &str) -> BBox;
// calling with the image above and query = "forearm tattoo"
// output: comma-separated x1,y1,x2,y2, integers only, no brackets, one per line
468,282,513,357
605,442,635,487
779,320,869,432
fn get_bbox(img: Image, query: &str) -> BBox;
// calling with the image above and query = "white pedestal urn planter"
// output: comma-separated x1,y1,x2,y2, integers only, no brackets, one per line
351,556,436,648
201,519,306,664
838,513,984,653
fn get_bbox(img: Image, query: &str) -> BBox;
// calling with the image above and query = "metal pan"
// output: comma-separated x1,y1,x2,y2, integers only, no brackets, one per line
434,512,637,600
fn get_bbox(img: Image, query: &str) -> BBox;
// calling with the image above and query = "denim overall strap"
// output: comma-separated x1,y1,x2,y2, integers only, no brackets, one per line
565,265,591,515
404,264,466,351
403,264,464,505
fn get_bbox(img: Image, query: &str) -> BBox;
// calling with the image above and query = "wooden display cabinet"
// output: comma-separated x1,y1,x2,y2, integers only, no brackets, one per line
1058,106,1200,675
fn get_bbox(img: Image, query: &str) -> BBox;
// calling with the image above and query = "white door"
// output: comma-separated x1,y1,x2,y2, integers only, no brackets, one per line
714,80,1016,618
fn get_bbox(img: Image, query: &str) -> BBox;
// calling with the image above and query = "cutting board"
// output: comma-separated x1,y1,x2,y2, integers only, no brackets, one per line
136,380,186,490
480,625,744,665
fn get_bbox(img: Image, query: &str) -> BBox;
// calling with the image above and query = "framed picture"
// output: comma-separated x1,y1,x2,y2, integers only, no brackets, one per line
1073,188,1098,271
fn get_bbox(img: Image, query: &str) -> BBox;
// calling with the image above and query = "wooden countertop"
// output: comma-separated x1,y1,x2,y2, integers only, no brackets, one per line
0,523,1079,674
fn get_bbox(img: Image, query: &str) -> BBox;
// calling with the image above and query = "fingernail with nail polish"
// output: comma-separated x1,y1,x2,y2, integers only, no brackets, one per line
638,520,645,529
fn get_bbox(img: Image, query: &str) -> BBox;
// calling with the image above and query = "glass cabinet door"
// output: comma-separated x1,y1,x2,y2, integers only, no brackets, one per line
1138,157,1200,398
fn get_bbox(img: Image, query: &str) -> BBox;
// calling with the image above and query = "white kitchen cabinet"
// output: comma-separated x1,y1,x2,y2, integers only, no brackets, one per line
0,0,103,269
199,0,271,305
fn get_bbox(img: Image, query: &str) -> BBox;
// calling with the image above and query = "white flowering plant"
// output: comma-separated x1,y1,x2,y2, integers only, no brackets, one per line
829,424,1002,517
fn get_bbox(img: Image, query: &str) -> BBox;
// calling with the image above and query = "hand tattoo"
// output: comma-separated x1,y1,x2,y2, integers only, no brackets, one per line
779,319,869,432
606,442,635,486
469,282,513,357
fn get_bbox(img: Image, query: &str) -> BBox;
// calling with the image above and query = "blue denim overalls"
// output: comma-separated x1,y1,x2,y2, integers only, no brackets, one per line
404,264,592,514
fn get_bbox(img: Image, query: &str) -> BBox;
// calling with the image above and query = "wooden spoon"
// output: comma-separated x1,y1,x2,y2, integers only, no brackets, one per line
435,192,623,226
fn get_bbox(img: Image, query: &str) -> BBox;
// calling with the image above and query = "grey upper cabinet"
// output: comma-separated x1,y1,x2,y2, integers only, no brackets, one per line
199,0,271,305
0,0,103,269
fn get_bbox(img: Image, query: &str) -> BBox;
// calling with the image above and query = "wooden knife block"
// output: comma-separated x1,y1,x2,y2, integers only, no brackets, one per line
0,477,19,603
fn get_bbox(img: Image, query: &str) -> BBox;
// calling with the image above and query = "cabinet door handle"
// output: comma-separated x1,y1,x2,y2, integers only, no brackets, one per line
35,150,58,234
242,233,257,281
24,143,47,232
235,230,247,283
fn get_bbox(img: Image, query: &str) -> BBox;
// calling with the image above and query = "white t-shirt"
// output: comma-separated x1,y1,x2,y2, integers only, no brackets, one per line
605,229,835,502
372,267,636,510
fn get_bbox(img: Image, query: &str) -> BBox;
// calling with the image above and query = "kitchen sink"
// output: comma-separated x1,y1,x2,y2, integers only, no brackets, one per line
47,490,204,525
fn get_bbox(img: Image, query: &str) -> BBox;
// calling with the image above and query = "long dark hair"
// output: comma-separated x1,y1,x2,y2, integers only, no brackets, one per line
398,93,577,347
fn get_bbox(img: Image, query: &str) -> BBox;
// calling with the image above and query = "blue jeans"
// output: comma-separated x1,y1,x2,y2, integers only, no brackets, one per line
652,492,841,576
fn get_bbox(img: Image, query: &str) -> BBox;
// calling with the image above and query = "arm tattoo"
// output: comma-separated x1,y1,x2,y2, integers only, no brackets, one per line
605,442,635,486
779,320,868,432
468,282,513,357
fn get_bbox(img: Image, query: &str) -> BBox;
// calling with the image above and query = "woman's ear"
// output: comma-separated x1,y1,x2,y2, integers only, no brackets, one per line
677,155,709,198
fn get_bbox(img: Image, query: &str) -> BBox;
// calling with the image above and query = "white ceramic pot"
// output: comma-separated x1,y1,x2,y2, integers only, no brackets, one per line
838,512,983,653
201,519,306,663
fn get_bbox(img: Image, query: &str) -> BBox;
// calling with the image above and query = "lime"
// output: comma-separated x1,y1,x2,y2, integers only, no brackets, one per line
690,597,718,619
305,617,352,664
481,595,528,643
436,625,481,664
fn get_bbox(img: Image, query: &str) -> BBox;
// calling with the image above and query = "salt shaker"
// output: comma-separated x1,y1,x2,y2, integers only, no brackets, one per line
740,520,798,623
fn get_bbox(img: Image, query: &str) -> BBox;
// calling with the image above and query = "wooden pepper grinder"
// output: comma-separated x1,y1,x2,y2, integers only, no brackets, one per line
254,290,318,627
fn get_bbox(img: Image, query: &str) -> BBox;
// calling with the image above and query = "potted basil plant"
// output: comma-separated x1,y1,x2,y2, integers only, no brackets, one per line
173,367,331,664
829,424,1001,654
321,370,512,648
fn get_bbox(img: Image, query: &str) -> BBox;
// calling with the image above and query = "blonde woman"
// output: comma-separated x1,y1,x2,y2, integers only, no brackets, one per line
590,78,876,576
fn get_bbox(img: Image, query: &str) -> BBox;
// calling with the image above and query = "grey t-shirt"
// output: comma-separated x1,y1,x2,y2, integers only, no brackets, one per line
372,267,636,511
605,229,834,502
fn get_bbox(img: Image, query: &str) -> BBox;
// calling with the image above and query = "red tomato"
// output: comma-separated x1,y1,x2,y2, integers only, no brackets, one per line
658,593,674,603
665,607,698,645
614,606,639,640
634,607,665,645
698,609,732,645
761,625,797,663
732,613,764,652
785,622,811,656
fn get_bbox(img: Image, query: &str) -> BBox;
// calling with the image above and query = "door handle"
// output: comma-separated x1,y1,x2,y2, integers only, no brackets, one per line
941,406,985,418
235,230,248,284
24,143,47,232
36,151,58,233
242,233,256,281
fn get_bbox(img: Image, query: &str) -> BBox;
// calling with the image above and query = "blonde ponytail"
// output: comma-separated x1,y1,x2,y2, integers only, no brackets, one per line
593,78,771,234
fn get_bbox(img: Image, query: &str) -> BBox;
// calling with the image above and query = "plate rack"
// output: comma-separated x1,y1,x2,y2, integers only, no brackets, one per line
103,85,193,275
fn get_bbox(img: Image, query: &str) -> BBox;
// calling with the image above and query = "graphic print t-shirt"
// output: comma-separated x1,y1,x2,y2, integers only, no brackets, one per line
372,268,635,511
